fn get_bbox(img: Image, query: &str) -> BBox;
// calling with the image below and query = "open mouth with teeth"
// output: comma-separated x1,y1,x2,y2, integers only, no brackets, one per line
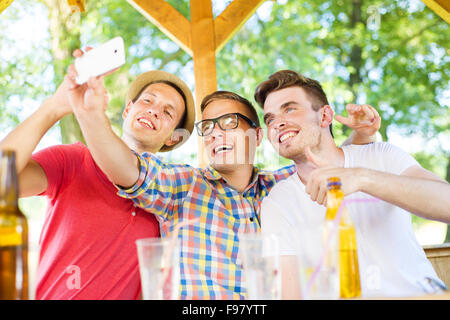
278,130,299,144
137,117,155,130
213,144,234,155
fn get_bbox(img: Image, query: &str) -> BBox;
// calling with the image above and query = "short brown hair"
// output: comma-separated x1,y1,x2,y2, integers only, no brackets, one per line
200,90,260,127
254,70,332,136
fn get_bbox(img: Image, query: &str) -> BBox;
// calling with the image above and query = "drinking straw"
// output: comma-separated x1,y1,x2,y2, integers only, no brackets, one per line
153,217,200,299
304,197,381,299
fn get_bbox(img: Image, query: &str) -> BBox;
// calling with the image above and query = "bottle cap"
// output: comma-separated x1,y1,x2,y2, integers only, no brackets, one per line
327,176,341,187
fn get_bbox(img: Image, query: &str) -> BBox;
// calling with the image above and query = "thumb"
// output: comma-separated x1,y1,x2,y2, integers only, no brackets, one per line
305,146,328,168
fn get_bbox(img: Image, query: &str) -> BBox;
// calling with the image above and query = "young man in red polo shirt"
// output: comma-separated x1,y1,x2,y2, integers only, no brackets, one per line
0,49,195,299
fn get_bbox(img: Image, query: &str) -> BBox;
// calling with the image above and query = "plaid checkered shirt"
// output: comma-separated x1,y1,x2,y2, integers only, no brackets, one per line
118,152,296,299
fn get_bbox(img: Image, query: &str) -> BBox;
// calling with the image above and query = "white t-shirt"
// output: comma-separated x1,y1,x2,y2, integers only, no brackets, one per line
261,142,443,298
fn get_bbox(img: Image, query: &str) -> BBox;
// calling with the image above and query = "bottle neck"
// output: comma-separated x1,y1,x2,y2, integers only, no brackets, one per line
0,150,19,210
325,187,344,220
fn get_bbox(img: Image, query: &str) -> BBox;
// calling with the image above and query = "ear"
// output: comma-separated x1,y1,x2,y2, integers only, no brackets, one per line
256,127,264,147
163,129,183,148
320,105,334,128
122,100,133,120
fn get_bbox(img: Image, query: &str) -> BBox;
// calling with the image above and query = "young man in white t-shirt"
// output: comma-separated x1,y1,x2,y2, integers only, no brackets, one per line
254,70,450,298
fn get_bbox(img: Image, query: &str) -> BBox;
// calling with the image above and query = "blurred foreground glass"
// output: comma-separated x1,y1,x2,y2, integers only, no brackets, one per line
295,223,340,300
240,233,281,299
136,238,180,300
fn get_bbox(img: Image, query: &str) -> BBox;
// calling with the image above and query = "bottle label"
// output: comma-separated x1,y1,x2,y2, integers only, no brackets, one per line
0,226,23,246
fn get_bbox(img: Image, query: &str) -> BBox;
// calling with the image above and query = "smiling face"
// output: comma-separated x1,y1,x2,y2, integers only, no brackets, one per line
122,82,186,153
201,99,263,172
263,86,327,161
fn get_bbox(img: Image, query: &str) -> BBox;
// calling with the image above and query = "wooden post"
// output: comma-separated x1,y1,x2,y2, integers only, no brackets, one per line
120,0,269,167
190,0,217,167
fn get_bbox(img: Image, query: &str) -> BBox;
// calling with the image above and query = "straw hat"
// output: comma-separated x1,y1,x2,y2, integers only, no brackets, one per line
125,70,196,152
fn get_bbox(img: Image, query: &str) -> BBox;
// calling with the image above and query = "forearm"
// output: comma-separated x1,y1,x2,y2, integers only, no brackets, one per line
75,109,140,188
0,98,63,172
360,169,450,223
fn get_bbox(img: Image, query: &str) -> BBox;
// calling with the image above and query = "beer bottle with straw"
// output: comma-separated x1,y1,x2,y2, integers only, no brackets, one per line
326,177,361,299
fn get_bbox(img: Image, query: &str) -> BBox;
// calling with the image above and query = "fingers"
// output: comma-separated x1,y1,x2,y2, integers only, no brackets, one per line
72,49,84,58
66,64,79,89
346,104,361,114
361,105,374,121
72,46,94,58
346,104,378,121
317,191,327,206
87,76,106,95
367,105,381,126
305,170,328,205
341,104,379,128
87,76,109,108
334,114,352,126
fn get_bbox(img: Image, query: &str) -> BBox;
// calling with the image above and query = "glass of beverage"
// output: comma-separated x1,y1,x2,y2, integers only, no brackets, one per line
239,233,281,300
295,222,340,300
136,237,180,300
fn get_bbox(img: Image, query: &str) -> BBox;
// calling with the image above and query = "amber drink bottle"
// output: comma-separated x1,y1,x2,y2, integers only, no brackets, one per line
0,150,28,299
326,177,361,299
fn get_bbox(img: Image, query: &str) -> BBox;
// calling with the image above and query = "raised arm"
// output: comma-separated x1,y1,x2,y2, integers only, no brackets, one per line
337,104,381,146
0,77,73,197
65,60,140,189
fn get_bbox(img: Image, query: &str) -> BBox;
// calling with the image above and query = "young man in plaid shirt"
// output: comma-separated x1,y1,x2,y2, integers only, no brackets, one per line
69,73,379,299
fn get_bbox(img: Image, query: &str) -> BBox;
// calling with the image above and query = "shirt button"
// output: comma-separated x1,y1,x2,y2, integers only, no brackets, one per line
249,217,254,222
131,211,136,217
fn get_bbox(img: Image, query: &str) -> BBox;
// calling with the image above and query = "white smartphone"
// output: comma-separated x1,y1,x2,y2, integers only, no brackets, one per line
75,36,125,85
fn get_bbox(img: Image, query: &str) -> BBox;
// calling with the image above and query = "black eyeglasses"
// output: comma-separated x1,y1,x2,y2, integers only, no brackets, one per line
195,113,258,136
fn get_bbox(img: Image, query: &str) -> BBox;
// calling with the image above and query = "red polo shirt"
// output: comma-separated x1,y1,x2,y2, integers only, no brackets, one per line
32,142,159,299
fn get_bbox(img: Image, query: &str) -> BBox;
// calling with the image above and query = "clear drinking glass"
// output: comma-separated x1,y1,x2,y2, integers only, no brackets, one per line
136,238,180,300
240,233,281,300
296,222,340,300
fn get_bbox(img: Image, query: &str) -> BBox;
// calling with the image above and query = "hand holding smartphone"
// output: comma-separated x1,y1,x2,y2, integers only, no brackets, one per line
74,36,125,85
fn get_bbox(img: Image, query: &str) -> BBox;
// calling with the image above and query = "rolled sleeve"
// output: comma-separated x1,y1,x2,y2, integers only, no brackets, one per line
117,151,152,198
115,151,195,220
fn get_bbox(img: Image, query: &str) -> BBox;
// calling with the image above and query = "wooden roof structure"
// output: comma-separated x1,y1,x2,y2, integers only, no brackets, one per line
68,0,448,167
1,0,449,166
126,0,265,165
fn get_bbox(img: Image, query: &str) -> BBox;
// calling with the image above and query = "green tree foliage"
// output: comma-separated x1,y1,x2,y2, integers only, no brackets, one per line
218,0,449,139
77,0,192,135
1,0,448,175
216,0,449,174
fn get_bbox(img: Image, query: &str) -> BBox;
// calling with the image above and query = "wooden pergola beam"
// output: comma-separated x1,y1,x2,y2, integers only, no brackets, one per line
126,0,193,56
68,0,85,12
190,0,217,167
214,0,266,53
422,0,450,23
